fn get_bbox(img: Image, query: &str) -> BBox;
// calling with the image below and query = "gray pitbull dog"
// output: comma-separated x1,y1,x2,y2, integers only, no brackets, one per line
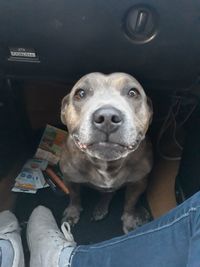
60,72,153,233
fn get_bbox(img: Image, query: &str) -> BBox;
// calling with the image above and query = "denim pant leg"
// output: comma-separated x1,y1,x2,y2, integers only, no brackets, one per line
70,191,200,267
187,196,200,267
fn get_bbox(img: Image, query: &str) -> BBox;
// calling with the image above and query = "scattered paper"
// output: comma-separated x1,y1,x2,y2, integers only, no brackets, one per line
35,124,67,165
12,125,67,194
12,159,49,194
23,158,48,171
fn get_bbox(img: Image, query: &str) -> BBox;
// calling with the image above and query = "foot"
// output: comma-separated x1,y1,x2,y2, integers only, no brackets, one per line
0,210,24,267
121,208,151,234
27,206,76,267
62,205,82,225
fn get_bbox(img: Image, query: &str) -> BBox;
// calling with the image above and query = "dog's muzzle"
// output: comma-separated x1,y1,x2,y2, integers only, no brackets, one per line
72,105,144,160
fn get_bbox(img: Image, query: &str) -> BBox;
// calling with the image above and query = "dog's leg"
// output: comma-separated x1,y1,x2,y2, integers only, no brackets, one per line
122,179,150,233
62,183,82,225
93,192,115,221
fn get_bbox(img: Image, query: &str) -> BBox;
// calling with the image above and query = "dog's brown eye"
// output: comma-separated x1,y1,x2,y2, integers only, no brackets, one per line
74,89,86,100
128,88,140,98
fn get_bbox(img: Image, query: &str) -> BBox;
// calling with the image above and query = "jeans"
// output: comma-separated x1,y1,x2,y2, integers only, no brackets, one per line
69,191,200,267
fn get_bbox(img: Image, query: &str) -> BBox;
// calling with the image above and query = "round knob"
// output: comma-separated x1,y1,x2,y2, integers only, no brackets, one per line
123,5,159,44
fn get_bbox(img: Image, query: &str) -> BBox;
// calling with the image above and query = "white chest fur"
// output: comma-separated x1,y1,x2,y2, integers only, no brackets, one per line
96,169,116,188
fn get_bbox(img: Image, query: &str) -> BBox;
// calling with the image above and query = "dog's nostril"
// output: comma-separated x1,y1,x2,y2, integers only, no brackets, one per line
112,115,121,124
95,115,105,124
93,106,123,133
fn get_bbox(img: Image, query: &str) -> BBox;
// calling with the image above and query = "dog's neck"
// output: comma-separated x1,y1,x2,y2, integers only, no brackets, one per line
87,156,126,174
67,135,145,175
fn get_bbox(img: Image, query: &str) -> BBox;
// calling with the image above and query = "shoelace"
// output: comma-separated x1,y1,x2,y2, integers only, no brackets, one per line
61,222,76,246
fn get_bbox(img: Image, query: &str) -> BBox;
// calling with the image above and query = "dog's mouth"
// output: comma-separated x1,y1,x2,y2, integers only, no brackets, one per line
72,135,141,152
88,142,137,151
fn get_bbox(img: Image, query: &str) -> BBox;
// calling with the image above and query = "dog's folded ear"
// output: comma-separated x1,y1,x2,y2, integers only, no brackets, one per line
147,97,153,124
61,94,70,125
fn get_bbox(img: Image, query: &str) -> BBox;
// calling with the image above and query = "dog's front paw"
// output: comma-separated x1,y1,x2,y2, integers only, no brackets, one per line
121,213,142,234
62,205,82,226
121,208,150,234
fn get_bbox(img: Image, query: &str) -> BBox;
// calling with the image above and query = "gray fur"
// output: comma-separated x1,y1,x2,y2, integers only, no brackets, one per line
60,72,153,233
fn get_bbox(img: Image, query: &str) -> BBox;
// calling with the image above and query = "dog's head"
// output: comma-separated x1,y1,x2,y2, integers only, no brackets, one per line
61,73,153,161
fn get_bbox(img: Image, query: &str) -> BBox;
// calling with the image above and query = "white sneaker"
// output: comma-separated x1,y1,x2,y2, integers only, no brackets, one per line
27,206,76,267
0,210,24,267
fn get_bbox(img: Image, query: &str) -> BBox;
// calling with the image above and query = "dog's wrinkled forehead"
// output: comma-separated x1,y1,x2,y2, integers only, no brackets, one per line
71,72,145,95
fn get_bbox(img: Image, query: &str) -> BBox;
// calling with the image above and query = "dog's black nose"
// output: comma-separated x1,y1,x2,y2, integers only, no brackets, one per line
93,106,123,133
